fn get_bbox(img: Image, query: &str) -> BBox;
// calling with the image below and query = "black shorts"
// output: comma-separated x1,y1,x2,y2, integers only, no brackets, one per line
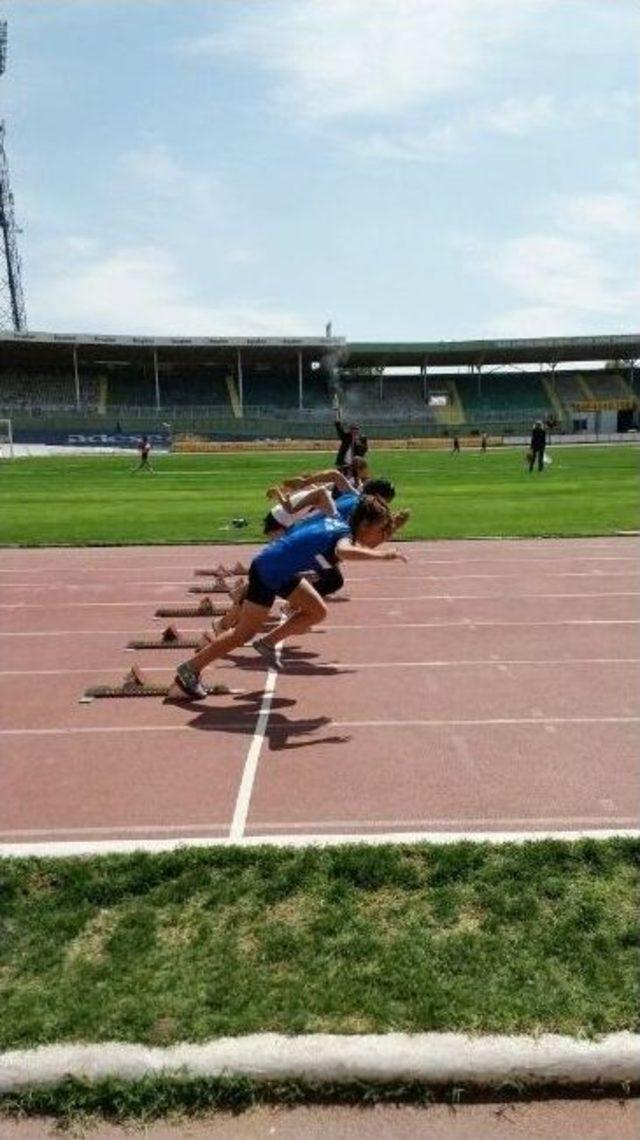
245,562,299,608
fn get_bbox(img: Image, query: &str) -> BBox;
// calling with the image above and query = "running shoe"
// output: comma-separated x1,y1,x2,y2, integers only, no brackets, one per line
253,638,282,671
174,662,208,699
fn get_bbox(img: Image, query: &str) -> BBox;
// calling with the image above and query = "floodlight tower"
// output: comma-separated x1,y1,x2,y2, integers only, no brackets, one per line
0,19,27,331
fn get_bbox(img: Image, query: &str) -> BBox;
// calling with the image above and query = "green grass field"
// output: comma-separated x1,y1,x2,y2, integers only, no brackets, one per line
1,444,638,545
1,841,637,1053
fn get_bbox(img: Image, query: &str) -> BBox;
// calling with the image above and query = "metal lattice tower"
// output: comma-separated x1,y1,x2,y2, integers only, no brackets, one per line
0,19,27,331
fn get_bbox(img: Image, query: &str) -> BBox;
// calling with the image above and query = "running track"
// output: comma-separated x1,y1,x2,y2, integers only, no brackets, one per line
0,538,638,856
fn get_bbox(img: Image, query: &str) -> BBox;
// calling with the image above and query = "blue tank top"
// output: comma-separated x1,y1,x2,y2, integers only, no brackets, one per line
254,515,351,590
334,492,360,521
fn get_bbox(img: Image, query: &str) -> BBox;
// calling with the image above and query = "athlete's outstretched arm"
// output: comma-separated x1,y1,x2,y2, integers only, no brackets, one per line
335,538,408,563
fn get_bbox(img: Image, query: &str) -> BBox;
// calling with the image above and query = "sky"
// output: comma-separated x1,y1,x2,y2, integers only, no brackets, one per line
2,0,639,341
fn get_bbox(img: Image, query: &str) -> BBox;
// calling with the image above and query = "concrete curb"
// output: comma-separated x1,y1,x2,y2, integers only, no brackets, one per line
1,1033,639,1093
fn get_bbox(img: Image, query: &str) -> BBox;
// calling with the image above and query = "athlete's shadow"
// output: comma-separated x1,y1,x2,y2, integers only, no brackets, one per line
225,649,355,678
187,690,351,752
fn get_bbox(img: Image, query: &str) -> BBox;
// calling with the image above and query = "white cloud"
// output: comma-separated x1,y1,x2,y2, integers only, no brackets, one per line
487,305,580,338
480,228,639,337
225,246,259,266
353,87,635,164
491,235,627,316
121,141,220,216
28,243,310,336
483,95,556,136
552,192,640,237
354,123,463,162
182,0,547,120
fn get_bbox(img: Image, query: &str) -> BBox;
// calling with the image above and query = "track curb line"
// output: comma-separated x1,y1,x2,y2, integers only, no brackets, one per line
1,1033,639,1092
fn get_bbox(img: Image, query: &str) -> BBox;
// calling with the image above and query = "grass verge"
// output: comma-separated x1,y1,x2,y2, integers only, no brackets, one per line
2,1074,637,1128
1,840,638,1051
0,446,638,544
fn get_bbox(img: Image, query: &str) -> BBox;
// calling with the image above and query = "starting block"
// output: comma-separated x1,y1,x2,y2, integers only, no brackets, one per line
155,597,228,618
127,625,205,650
188,581,233,595
80,665,241,702
194,563,248,577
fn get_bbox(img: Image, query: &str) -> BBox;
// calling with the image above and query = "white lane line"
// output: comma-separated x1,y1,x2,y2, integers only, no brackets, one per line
3,591,640,610
1,657,638,678
348,570,640,581
3,618,640,638
2,828,639,858
1,570,639,587
327,592,640,602
0,630,152,636
0,580,216,589
324,620,640,630
329,657,640,669
329,716,640,728
245,815,640,831
229,669,278,842
0,725,191,736
0,601,191,610
1,715,638,737
3,591,640,611
4,814,637,838
1,555,637,577
0,824,236,837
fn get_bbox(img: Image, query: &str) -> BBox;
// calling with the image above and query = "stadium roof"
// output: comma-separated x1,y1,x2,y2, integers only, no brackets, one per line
0,330,638,369
344,334,640,368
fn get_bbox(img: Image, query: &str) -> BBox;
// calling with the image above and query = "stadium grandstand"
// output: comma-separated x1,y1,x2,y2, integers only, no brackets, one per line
0,330,638,446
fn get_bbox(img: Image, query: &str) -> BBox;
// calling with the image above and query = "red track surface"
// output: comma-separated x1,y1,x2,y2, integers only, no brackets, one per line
1,538,638,853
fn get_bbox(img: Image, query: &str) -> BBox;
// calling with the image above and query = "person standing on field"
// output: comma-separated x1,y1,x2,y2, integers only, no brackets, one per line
528,421,547,472
133,435,154,473
335,417,368,477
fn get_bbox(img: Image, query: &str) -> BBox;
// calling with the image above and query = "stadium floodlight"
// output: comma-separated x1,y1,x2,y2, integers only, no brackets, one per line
0,21,7,76
0,19,27,332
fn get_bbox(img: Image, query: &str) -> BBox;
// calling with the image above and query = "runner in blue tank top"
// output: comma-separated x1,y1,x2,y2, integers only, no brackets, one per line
168,495,408,700
213,478,411,640
307,480,409,602
255,515,350,590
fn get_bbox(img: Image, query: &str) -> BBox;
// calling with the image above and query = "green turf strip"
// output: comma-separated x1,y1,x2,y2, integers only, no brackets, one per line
0,445,638,545
4,1075,637,1129
1,841,638,1051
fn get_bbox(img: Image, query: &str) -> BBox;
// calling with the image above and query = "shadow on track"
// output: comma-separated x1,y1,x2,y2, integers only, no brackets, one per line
186,689,351,752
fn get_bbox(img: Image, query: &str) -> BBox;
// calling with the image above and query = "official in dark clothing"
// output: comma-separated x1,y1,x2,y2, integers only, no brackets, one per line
529,421,547,472
335,419,368,475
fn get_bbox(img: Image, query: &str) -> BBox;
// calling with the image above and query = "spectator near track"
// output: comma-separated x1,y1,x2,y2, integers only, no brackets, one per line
528,421,547,472
169,496,407,699
335,417,368,476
